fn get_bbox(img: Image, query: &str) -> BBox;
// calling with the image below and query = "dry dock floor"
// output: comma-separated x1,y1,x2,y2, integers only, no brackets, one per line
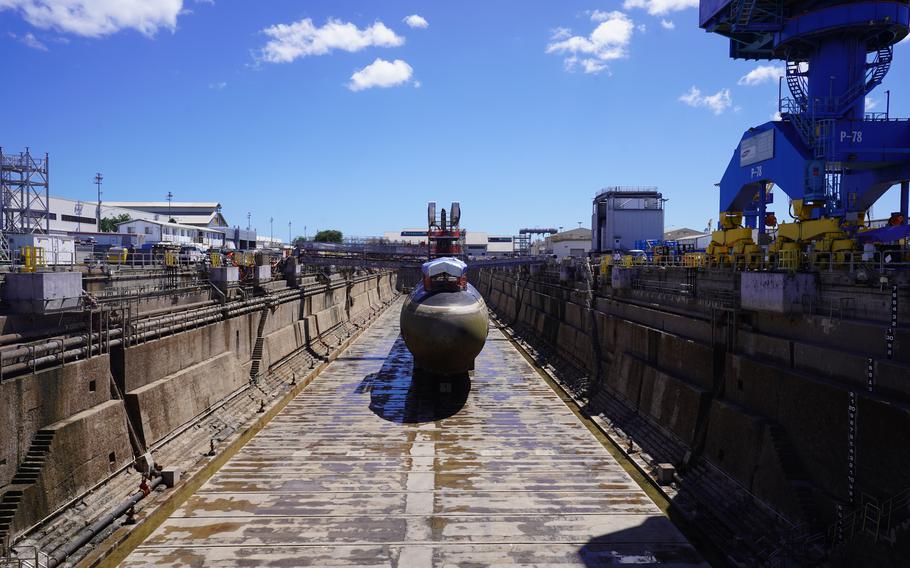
122,298,705,567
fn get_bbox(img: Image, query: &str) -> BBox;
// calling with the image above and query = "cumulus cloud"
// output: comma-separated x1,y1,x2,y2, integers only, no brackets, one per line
348,58,413,91
546,10,635,75
403,14,427,29
258,18,404,64
660,19,675,29
738,64,784,86
623,0,698,15
0,0,183,37
865,96,878,111
679,86,733,115
209,81,226,90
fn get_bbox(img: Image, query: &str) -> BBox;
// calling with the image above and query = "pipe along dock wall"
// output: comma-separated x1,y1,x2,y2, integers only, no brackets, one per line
0,271,397,544
472,265,910,557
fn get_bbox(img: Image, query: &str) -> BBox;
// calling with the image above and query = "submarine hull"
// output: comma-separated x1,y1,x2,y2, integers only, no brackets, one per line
400,283,489,375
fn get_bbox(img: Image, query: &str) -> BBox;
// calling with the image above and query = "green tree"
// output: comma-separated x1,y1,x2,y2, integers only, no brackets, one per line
99,213,131,232
313,229,343,243
292,235,308,247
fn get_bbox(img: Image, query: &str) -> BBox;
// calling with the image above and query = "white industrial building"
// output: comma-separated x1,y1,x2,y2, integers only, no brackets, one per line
116,218,226,248
532,228,592,259
383,229,515,257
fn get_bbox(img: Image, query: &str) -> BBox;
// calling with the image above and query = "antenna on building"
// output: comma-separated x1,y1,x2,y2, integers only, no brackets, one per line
166,191,174,222
247,212,251,231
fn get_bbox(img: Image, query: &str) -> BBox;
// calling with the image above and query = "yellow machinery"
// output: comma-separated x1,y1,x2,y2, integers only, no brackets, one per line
771,200,863,268
21,246,45,272
210,252,223,268
106,247,128,264
707,212,762,268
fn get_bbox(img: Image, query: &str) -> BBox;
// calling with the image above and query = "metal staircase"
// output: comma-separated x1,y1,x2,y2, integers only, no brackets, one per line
0,430,55,544
837,46,893,117
733,0,757,27
786,60,809,110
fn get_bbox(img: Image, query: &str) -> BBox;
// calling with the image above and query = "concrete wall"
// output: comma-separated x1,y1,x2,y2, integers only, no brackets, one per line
471,266,910,529
0,270,397,541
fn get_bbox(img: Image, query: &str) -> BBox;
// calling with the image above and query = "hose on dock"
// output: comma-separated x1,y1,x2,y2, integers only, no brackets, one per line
45,474,163,568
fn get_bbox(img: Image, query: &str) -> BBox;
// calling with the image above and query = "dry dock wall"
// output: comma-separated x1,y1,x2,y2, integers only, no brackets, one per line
473,266,910,532
0,270,396,542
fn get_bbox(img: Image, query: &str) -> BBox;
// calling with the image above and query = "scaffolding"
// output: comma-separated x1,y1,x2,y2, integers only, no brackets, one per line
0,148,50,263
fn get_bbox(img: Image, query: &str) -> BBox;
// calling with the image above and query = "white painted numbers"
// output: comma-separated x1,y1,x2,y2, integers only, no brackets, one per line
839,130,863,143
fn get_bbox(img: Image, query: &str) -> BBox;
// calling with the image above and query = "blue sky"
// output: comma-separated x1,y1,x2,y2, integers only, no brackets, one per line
2,1,909,239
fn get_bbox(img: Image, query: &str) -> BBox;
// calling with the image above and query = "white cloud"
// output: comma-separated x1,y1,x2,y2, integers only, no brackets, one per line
209,81,226,90
660,19,675,29
546,10,635,75
0,0,183,37
403,14,427,29
623,0,698,16
551,26,571,40
258,18,404,64
738,65,784,86
679,86,733,115
348,58,413,91
866,96,878,111
772,111,782,121
9,31,47,50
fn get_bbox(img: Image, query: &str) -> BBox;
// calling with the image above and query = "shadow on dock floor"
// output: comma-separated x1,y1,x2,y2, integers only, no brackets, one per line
357,335,470,424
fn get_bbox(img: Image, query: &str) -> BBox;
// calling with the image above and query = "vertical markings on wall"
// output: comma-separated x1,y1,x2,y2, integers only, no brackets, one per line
886,285,898,360
847,391,857,507
838,390,859,544
866,358,874,393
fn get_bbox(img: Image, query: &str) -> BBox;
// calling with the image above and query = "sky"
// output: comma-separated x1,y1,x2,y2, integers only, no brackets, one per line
1,0,909,239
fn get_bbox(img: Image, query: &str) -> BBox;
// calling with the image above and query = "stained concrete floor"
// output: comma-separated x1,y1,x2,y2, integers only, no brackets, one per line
122,299,706,567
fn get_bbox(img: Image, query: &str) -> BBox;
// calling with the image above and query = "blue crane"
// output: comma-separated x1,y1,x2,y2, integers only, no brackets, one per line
700,1,910,263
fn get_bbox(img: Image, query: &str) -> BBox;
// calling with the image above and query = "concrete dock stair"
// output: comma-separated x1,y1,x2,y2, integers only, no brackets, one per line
0,430,55,542
249,307,271,381
767,423,822,525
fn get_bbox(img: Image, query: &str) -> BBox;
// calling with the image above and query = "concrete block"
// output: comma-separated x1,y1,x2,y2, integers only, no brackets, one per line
4,271,82,314
656,463,675,485
209,267,239,294
209,266,239,284
740,272,816,314
161,468,181,488
254,265,272,283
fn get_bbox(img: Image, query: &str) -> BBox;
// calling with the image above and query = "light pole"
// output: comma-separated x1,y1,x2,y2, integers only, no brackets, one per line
270,217,274,245
288,221,292,245
94,173,103,229
246,212,251,231
166,191,174,222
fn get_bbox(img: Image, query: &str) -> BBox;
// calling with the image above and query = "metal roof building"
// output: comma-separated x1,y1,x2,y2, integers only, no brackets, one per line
591,187,665,253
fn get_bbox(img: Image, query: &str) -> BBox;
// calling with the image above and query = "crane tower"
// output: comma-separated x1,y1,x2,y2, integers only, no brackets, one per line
700,1,910,262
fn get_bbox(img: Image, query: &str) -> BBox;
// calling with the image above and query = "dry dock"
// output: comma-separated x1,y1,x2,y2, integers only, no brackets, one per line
121,298,704,567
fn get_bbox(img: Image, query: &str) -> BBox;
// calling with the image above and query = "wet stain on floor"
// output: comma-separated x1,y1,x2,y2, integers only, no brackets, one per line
123,297,706,567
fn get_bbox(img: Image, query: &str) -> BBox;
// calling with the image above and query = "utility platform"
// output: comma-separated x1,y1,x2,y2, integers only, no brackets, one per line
121,298,704,567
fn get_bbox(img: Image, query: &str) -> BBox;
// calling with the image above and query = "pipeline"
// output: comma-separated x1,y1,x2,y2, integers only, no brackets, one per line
0,272,391,379
45,475,163,568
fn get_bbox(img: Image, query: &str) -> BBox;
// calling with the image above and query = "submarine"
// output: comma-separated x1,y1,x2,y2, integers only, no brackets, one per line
399,202,489,375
